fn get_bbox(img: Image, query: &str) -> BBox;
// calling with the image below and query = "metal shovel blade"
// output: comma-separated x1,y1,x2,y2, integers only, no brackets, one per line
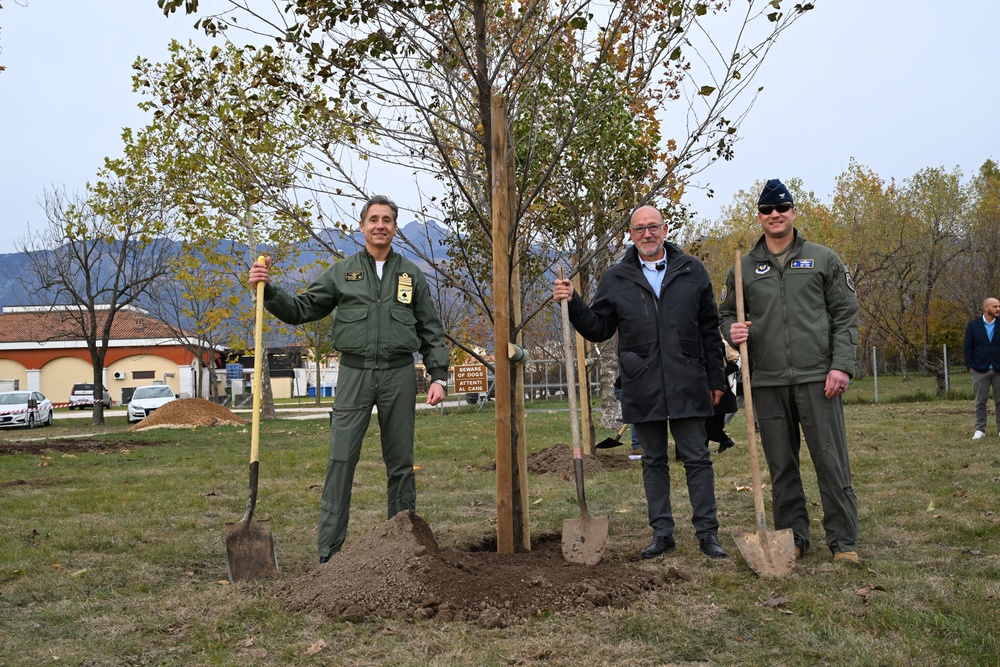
225,518,279,583
561,515,609,566
731,526,796,578
596,423,630,449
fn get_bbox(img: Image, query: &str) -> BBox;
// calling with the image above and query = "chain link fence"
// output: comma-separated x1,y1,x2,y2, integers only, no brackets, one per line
846,345,972,404
460,347,971,407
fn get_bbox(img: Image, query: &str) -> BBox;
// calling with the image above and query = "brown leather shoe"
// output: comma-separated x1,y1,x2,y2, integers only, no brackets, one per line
833,551,860,564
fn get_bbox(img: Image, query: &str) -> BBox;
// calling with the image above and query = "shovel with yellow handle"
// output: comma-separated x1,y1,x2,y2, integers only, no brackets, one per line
225,256,279,582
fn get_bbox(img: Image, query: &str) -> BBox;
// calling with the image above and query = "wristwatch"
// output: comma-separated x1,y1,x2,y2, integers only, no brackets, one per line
432,379,448,392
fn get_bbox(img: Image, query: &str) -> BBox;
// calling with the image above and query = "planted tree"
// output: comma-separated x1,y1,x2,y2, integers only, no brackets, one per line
160,0,814,545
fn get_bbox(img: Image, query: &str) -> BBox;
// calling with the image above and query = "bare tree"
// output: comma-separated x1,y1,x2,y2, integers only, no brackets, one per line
15,187,176,425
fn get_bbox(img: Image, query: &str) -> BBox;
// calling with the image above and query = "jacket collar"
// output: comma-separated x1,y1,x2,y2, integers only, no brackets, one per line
623,241,688,271
749,229,805,261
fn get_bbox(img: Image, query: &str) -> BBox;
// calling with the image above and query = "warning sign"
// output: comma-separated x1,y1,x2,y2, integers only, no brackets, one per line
454,364,489,393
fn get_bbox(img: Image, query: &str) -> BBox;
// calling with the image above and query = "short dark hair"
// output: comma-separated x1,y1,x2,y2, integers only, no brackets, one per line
359,195,398,224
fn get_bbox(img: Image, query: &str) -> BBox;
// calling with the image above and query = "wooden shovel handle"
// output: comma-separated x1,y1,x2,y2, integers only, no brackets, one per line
251,256,266,467
734,251,770,538
558,266,588,517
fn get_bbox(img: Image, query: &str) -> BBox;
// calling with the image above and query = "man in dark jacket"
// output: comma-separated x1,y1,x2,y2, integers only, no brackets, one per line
719,179,860,564
249,195,450,562
963,297,1000,439
553,205,728,559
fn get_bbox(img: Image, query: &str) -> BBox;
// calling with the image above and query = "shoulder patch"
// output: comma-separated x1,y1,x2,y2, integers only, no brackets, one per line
790,259,814,269
346,271,364,281
720,285,728,303
845,270,856,293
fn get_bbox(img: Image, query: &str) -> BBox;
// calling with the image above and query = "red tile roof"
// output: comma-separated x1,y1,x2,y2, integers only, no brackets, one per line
0,307,185,344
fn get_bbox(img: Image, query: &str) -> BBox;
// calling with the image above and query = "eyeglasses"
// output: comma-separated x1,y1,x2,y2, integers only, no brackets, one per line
629,223,663,236
758,203,794,215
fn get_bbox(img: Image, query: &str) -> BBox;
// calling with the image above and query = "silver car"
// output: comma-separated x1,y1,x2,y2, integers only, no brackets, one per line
0,391,54,428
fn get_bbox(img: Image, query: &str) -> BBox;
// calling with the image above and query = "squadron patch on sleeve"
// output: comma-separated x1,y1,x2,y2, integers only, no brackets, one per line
720,285,728,303
845,269,856,293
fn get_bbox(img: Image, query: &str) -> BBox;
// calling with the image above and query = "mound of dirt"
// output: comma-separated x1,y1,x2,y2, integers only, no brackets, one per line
277,511,681,626
525,443,634,475
128,398,246,431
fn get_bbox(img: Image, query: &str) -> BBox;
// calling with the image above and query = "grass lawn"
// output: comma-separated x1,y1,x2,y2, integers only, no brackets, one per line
1,400,998,666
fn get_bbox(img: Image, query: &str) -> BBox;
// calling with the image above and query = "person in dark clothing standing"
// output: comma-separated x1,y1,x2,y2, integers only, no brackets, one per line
963,297,1000,439
553,205,729,559
705,341,740,454
248,195,450,563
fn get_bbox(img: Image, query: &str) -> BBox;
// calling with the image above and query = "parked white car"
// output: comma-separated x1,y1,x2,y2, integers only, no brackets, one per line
127,385,178,424
0,391,54,428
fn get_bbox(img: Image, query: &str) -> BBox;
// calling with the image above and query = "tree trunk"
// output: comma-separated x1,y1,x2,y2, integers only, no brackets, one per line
261,353,276,419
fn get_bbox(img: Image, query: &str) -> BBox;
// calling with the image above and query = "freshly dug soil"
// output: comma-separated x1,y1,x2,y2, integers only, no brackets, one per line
128,398,246,431
525,443,635,475
0,438,152,456
277,511,683,627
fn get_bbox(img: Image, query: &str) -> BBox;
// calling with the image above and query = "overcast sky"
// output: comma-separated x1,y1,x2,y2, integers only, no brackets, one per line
1,1,997,255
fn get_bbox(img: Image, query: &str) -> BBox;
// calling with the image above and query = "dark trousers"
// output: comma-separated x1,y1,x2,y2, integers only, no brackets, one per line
317,364,417,559
634,418,719,540
753,382,858,554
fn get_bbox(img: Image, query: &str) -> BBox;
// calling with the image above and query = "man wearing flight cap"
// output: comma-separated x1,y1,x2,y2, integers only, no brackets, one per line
719,179,861,564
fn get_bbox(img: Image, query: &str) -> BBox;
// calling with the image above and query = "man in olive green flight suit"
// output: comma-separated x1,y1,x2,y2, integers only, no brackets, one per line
719,179,860,564
248,195,450,562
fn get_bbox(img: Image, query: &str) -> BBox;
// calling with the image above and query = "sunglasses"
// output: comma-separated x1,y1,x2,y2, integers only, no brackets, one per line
758,203,794,215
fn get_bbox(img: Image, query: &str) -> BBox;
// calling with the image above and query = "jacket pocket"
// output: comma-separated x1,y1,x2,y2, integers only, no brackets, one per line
387,306,420,354
332,306,370,353
619,350,651,380
678,337,705,367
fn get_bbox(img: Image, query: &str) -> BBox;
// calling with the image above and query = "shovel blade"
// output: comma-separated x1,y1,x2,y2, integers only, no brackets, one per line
561,515,609,565
595,437,622,449
731,527,796,577
225,519,279,583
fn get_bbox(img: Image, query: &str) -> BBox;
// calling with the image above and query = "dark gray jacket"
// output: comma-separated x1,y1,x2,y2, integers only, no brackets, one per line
567,242,726,423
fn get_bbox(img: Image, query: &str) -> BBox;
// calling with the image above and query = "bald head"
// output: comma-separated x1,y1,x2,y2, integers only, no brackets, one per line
983,297,1000,322
630,205,664,226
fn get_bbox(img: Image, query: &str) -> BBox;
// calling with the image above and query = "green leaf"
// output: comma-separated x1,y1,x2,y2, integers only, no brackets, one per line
698,85,716,96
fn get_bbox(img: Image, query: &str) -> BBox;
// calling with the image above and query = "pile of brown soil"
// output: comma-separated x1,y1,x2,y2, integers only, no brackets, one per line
276,511,682,627
128,398,246,431
525,443,634,475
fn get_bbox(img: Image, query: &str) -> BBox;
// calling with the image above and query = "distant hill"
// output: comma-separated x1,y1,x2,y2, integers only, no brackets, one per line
0,219,451,312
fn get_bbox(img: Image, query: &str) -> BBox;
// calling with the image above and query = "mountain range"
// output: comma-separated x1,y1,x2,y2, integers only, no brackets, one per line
0,219,452,313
